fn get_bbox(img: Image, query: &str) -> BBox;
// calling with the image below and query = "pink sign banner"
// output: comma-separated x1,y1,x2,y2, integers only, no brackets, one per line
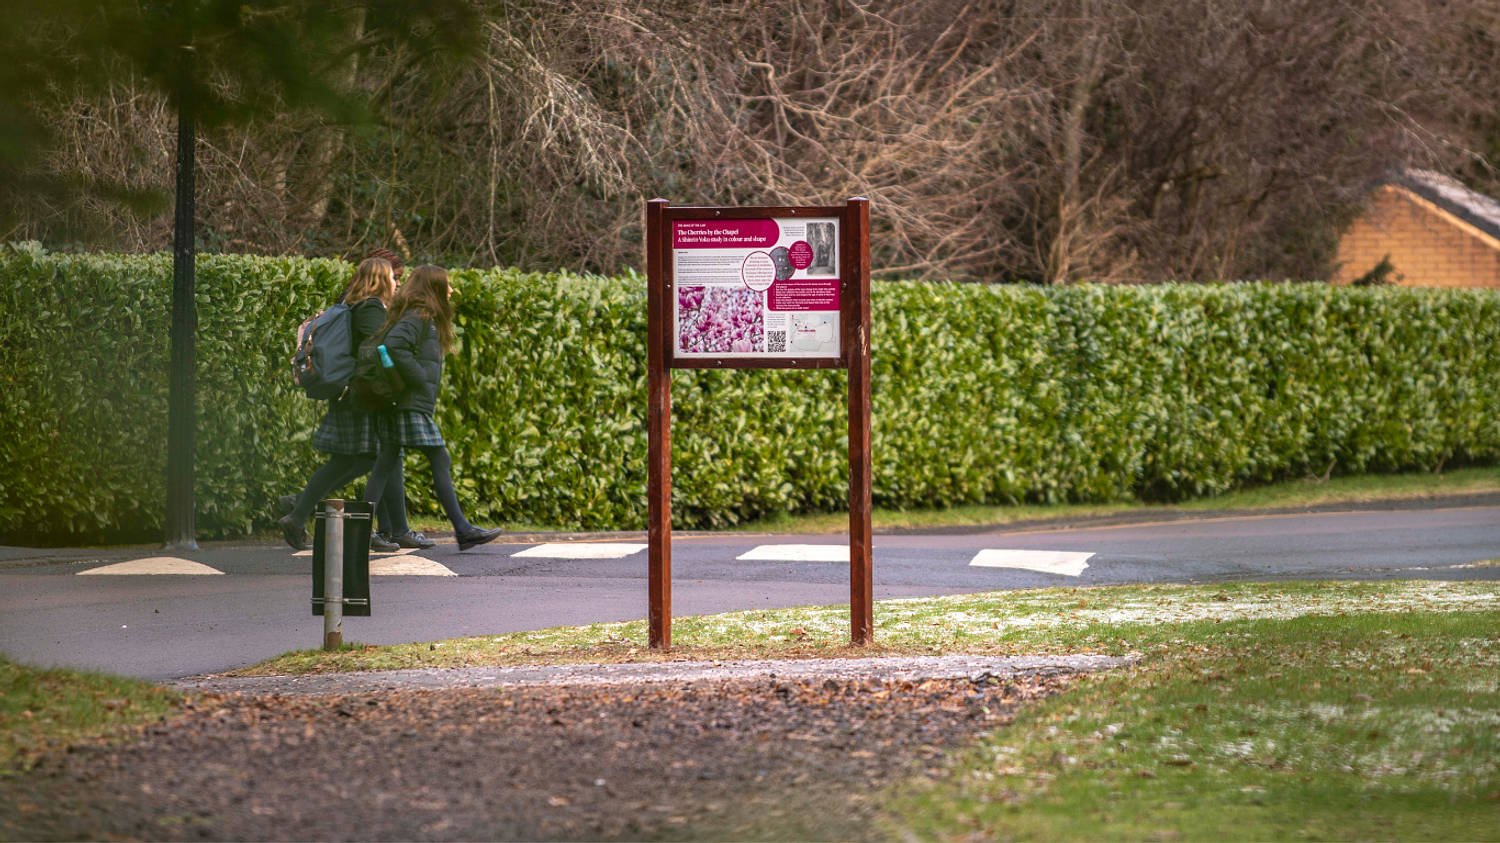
673,219,779,249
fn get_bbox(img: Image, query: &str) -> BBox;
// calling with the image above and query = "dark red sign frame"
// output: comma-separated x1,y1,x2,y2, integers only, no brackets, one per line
645,198,873,648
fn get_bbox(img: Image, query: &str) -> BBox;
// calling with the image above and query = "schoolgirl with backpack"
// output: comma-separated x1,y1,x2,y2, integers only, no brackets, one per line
279,256,433,551
361,265,503,551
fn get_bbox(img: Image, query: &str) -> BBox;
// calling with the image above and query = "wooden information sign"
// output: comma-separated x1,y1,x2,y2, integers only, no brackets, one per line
645,197,873,648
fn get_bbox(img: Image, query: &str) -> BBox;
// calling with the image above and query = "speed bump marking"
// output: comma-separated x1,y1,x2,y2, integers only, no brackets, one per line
512,543,648,559
369,557,456,577
78,557,225,576
969,549,1093,576
736,544,848,562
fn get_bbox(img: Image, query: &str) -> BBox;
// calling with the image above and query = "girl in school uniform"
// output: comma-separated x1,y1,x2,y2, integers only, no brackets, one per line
278,249,433,552
362,265,503,550
279,257,400,550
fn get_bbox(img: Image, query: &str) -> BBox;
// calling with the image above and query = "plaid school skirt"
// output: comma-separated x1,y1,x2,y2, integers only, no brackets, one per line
377,409,446,448
313,407,378,455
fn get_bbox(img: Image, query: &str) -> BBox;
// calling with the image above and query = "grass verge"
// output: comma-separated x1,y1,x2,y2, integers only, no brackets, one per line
236,580,1498,675
0,657,179,773
399,464,1500,536
727,465,1500,534
205,464,1500,545
882,609,1500,841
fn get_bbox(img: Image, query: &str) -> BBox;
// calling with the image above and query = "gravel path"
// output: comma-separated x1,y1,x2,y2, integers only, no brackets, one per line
3,657,1125,841
171,654,1129,697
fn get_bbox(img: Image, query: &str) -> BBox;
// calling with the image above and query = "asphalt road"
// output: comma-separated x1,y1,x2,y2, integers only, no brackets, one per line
1,502,1496,681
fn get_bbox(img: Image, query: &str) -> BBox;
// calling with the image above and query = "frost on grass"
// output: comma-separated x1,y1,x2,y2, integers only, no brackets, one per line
1198,700,1500,789
873,580,1498,640
263,581,1498,677
930,620,1500,830
482,581,1498,653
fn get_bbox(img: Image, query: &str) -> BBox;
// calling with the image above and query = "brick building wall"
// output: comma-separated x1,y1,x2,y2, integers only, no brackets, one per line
1335,184,1500,287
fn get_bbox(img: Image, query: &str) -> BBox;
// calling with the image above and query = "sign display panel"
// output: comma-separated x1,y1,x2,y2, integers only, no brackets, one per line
646,197,872,648
672,217,841,360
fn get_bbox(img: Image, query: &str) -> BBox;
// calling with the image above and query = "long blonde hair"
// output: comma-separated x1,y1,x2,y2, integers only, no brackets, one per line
382,265,455,354
343,258,396,305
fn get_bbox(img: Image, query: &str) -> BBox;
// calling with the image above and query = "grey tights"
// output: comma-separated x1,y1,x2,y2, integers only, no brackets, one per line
364,444,474,535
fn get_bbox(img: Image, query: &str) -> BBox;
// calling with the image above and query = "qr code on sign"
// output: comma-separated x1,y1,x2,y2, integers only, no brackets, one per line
767,331,786,352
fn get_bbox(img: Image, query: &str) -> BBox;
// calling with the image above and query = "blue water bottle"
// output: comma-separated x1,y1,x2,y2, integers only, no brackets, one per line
377,345,394,368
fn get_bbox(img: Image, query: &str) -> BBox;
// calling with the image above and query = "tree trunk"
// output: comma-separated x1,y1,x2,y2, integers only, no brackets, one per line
1047,14,1107,285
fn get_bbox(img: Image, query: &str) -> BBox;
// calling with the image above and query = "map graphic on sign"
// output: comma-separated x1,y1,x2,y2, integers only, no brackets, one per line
673,217,840,359
792,314,836,352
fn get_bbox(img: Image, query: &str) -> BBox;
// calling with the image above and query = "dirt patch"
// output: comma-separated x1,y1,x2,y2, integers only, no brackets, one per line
0,672,1071,841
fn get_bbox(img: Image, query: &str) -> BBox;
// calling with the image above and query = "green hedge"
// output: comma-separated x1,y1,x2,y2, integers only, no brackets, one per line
0,246,345,540
3,244,1498,542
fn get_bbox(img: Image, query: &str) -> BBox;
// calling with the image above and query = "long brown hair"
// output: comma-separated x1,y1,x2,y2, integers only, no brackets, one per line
343,257,396,305
382,264,455,354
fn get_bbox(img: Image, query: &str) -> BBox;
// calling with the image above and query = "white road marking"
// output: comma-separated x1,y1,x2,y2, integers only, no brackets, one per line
78,557,224,576
370,557,456,577
511,543,648,559
736,544,848,562
969,549,1094,577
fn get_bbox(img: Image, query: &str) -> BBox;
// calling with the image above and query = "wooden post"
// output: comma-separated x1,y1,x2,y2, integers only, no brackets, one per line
646,198,672,650
846,197,873,644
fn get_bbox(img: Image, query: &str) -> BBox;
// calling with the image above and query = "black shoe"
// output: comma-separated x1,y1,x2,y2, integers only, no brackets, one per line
456,527,504,551
277,514,310,551
392,530,436,549
369,532,400,553
278,494,297,516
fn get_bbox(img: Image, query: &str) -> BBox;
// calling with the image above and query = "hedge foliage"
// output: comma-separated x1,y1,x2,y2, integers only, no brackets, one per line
3,244,1498,541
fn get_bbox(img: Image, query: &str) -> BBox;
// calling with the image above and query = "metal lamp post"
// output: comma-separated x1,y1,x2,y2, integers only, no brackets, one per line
164,45,198,551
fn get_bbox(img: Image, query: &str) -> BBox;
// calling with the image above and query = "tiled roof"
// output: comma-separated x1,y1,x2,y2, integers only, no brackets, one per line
1387,168,1500,242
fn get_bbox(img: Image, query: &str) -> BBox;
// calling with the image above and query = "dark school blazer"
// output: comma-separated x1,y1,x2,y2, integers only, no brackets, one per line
383,313,443,415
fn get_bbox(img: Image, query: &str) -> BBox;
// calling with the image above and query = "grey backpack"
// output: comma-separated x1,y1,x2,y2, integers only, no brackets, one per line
291,303,356,400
